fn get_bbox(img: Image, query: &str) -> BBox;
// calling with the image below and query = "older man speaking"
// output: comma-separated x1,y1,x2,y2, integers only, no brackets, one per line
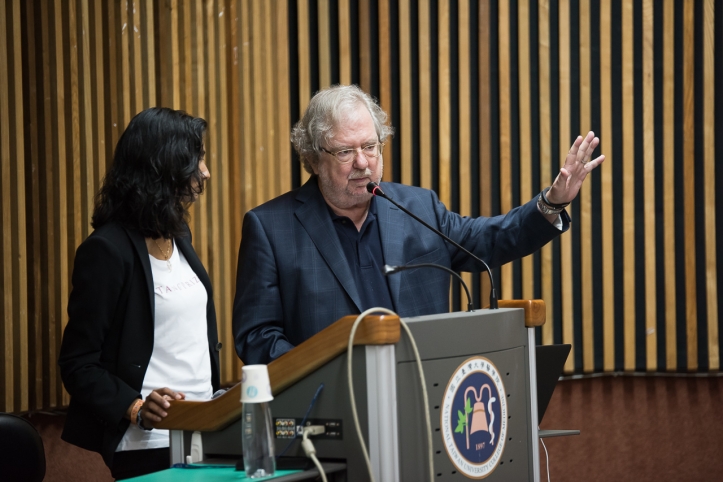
233,85,604,365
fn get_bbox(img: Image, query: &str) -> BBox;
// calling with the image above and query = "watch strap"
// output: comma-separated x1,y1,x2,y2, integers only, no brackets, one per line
537,192,564,215
541,187,570,209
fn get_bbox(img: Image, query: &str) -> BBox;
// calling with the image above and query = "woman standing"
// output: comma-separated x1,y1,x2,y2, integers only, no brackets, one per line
58,108,220,480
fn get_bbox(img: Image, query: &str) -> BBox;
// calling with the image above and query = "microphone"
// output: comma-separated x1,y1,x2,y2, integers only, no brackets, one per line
384,263,473,312
368,181,499,309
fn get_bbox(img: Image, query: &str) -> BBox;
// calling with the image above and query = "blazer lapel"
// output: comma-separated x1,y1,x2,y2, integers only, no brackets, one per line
375,185,408,310
124,228,155,319
294,178,363,312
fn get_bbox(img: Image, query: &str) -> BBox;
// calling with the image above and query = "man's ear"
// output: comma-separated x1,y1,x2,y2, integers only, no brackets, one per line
309,157,320,175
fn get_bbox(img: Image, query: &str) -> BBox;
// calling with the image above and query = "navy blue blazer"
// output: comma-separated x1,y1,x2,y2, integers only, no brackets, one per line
58,222,220,468
233,177,568,364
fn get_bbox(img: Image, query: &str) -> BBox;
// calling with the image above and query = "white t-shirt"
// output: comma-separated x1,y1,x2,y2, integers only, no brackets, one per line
117,241,213,451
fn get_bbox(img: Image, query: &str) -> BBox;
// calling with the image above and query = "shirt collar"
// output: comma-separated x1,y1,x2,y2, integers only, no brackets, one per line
327,196,378,225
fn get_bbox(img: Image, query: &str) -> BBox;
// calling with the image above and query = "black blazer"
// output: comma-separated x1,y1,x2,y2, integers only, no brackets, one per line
58,222,220,467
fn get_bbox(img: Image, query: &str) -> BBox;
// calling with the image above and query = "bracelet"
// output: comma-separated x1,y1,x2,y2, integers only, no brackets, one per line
129,399,143,425
541,187,570,209
537,192,564,215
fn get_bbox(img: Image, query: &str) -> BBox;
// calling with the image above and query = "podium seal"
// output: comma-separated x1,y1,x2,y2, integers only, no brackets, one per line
440,356,507,479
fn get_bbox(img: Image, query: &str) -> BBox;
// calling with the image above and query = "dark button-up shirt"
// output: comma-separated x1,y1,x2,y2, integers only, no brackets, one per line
329,197,395,311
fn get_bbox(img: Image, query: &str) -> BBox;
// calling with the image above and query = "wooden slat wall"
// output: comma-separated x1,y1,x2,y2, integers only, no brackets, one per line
682,0,697,372
478,0,492,311
1,0,27,412
558,0,575,373
662,0,677,373
579,0,594,373
0,0,720,413
642,0,656,371
702,0,718,371
153,0,292,384
518,0,533,304
600,0,615,373
0,0,291,413
621,0,636,372
538,0,554,348
498,0,513,300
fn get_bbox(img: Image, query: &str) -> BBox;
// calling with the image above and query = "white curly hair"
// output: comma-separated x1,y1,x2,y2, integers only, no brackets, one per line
290,84,394,174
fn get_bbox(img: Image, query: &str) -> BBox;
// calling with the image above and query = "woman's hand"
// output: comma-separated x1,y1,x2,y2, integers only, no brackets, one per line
124,388,186,427
141,388,186,427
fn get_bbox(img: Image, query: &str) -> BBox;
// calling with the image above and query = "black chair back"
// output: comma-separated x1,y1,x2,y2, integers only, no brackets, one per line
0,413,46,482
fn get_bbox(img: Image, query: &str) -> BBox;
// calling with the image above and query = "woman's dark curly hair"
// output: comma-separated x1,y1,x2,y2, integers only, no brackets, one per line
92,107,207,239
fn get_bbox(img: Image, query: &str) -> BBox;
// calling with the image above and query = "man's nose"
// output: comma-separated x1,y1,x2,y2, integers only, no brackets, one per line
352,148,369,168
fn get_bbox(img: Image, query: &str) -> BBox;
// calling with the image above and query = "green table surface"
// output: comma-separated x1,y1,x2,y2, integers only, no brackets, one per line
126,467,301,481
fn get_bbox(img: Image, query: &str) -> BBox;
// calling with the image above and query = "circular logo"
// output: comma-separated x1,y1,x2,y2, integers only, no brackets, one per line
246,386,258,398
440,356,507,479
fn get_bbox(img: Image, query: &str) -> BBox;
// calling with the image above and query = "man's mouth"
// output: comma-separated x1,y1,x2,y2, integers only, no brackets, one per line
348,169,373,181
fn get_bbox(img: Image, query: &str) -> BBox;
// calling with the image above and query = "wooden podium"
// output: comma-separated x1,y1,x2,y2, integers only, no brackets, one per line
157,301,548,481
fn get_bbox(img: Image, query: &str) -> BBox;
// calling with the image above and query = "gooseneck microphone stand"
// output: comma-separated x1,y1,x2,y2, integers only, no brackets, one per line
367,181,498,310
383,263,474,312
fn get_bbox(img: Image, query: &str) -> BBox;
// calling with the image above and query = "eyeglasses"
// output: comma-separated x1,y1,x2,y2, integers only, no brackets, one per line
320,142,385,164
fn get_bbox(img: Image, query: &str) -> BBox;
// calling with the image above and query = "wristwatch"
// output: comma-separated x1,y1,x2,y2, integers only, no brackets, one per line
537,187,569,215
541,187,570,209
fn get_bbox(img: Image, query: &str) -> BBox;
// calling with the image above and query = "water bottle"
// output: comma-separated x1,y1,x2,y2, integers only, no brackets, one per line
242,401,276,478
241,365,276,478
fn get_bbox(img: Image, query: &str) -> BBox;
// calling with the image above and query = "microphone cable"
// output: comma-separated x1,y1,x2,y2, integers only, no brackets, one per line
347,307,434,482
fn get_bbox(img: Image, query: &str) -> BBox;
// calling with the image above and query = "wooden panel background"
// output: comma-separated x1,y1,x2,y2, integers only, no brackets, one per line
0,0,720,413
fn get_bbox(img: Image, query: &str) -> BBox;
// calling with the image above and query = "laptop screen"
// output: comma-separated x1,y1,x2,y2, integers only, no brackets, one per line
535,344,571,423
